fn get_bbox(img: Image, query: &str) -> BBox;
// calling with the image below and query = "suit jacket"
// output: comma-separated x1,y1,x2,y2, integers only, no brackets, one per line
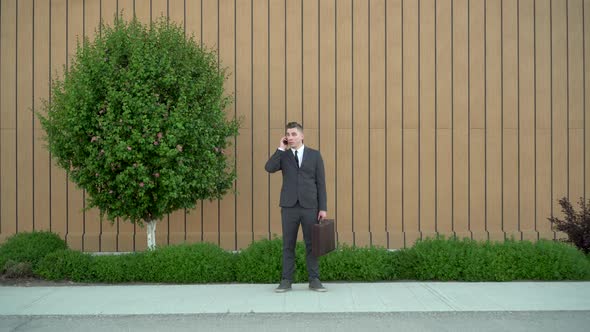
265,146,327,211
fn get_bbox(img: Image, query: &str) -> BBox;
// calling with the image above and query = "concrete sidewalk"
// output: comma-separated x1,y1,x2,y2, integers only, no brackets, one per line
1,282,590,316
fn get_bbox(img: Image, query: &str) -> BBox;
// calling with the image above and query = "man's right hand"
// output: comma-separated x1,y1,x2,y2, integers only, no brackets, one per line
279,136,288,150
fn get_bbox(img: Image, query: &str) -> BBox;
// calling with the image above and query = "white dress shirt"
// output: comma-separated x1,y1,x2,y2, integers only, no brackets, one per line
291,145,304,168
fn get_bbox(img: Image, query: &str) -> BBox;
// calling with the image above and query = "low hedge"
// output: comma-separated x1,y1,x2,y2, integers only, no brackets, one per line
235,238,308,283
405,237,590,281
0,231,68,272
3,231,590,283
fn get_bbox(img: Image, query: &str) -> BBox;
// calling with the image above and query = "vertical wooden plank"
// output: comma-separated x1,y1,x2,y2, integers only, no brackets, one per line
201,0,220,245
169,0,185,26
118,0,135,21
336,129,353,244
269,0,285,130
0,0,17,242
152,0,168,21
319,0,336,242
569,0,585,202
369,0,385,130
453,0,470,240
100,0,119,251
536,0,553,240
552,0,568,237
420,0,436,240
135,0,151,25
101,0,118,22
167,0,187,246
369,0,386,247
185,0,202,245
503,0,520,240
369,128,386,246
49,0,68,242
252,0,269,242
436,0,453,237
17,0,34,235
219,0,237,250
65,0,85,250
352,0,369,247
336,0,353,244
519,0,537,241
33,0,51,234
268,0,286,240
303,0,318,134
286,0,302,123
402,0,420,247
586,0,590,204
235,0,252,249
386,0,403,248
436,0,453,131
82,0,102,252
436,131,453,236
486,0,503,241
469,0,486,241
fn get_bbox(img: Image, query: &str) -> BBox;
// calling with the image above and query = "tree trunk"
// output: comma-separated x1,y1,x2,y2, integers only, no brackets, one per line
146,218,157,250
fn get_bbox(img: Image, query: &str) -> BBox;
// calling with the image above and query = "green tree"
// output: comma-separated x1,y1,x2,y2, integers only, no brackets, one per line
37,16,239,250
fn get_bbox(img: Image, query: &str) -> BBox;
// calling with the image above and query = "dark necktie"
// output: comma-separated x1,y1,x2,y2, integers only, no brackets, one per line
294,150,299,168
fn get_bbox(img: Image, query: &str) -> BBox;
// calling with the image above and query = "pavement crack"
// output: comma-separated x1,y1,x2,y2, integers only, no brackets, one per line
19,289,58,313
11,317,33,332
422,284,460,311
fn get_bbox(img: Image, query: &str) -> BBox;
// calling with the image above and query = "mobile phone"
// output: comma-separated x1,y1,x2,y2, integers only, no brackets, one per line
283,138,288,145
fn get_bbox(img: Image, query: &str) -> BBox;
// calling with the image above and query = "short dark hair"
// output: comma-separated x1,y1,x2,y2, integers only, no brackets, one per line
286,122,303,131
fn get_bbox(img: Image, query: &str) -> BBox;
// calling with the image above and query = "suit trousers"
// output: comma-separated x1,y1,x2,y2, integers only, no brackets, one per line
281,202,319,281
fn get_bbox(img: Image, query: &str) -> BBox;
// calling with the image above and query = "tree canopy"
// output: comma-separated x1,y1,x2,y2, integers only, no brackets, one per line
38,16,239,228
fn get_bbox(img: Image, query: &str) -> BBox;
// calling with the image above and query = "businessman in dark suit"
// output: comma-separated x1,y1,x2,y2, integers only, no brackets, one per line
265,122,328,292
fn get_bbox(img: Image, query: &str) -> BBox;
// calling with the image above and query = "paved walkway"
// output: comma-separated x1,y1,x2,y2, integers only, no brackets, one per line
1,282,589,315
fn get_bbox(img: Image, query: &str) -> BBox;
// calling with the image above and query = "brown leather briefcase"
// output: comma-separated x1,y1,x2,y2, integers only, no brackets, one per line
312,219,336,257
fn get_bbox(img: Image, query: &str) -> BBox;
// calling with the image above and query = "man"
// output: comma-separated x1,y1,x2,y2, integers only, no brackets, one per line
265,122,328,292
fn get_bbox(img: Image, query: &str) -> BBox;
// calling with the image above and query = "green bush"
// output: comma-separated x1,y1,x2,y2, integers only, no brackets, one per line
140,242,235,283
320,244,397,281
26,233,590,283
405,237,590,281
35,249,95,282
234,237,307,283
0,231,68,271
93,252,146,283
405,236,477,281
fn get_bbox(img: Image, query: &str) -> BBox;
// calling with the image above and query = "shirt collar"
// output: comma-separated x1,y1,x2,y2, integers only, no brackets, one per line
291,144,304,154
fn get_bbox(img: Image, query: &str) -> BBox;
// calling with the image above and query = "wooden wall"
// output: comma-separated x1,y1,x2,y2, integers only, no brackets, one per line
0,0,588,251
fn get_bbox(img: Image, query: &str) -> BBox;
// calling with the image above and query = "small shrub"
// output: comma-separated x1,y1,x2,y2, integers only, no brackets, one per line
93,253,146,283
388,248,416,280
406,237,590,281
2,260,34,278
140,242,235,283
35,249,95,282
0,231,68,270
320,244,396,281
548,197,590,254
529,240,590,280
405,236,472,281
235,237,307,283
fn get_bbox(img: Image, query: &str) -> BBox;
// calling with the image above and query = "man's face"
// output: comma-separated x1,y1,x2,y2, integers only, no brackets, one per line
286,128,304,149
